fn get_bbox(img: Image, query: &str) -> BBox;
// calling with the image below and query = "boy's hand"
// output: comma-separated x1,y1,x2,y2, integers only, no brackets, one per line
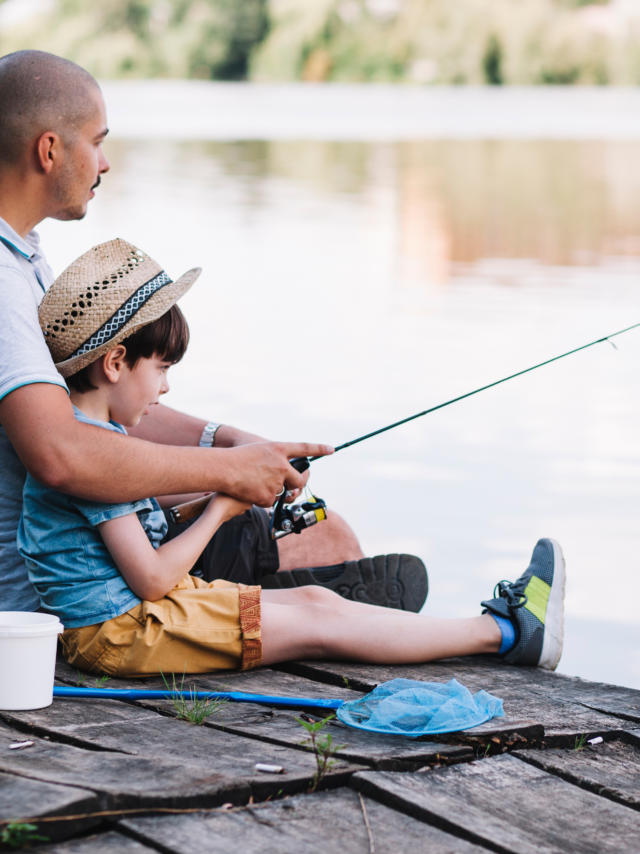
223,442,333,507
208,493,252,523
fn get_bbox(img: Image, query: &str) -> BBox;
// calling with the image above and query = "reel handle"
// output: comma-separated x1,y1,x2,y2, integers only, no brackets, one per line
289,456,310,474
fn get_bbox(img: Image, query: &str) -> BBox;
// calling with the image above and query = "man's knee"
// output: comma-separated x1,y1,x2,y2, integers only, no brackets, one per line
277,509,364,571
290,584,343,608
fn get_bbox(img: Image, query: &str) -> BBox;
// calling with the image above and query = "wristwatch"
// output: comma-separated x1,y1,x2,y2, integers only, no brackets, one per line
199,421,221,447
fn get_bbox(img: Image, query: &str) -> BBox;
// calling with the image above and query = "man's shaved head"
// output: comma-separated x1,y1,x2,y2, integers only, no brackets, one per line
0,50,100,163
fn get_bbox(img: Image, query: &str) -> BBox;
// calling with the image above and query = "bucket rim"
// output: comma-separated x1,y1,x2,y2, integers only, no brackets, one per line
0,611,63,637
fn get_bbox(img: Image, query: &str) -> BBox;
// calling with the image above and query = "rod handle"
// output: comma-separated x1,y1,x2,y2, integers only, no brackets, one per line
169,494,212,524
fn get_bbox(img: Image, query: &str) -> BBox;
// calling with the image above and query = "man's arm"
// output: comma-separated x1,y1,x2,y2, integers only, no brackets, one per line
129,403,310,498
0,384,332,506
128,402,265,448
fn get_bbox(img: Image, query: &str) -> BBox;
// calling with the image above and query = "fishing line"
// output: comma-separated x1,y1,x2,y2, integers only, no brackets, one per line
308,319,640,461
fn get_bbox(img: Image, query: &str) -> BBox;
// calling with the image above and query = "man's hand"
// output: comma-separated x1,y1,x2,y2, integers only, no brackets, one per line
223,442,333,507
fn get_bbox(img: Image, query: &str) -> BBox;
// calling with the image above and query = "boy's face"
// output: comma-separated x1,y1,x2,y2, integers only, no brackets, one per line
110,354,171,427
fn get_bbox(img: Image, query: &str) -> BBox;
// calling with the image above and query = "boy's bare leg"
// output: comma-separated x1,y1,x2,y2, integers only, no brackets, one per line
261,537,565,671
259,586,501,666
276,511,364,570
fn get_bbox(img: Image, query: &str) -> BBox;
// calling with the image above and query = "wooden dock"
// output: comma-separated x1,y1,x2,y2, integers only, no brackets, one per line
1,655,639,852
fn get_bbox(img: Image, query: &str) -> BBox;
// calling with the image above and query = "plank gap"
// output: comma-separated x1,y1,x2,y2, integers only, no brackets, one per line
351,772,510,854
0,712,137,756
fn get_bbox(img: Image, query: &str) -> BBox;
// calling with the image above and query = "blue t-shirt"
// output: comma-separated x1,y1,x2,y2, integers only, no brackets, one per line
17,407,168,628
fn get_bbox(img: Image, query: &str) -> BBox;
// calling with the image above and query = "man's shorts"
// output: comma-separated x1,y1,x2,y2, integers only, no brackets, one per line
164,506,280,585
60,575,262,677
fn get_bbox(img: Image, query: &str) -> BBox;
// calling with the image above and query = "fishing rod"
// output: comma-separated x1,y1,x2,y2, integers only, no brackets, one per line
307,319,640,459
170,319,640,528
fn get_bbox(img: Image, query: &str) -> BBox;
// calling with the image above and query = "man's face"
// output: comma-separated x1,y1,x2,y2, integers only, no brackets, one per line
50,87,110,221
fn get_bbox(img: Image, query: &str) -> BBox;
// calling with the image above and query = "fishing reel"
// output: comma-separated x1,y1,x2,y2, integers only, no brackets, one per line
269,456,328,540
270,492,328,540
168,456,327,538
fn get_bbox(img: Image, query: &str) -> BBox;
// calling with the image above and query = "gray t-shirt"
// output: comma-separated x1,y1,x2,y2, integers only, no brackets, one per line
0,217,67,610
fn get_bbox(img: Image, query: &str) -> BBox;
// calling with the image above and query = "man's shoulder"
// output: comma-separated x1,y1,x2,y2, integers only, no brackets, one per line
0,244,27,274
0,245,35,293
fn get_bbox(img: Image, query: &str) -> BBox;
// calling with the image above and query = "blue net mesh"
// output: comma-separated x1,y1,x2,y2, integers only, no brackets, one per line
336,677,504,737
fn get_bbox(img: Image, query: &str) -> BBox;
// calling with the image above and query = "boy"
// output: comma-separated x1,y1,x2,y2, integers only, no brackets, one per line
19,239,566,676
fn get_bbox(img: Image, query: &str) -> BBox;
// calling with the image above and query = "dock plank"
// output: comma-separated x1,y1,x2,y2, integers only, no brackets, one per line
6,656,638,851
51,663,478,771
0,769,101,843
120,788,489,853
0,718,248,811
38,831,158,852
0,768,95,820
141,698,477,771
3,699,364,800
352,753,640,853
515,739,640,810
54,658,357,702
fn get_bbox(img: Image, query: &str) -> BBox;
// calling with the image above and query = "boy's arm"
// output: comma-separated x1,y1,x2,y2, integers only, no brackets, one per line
0,384,331,506
99,494,250,601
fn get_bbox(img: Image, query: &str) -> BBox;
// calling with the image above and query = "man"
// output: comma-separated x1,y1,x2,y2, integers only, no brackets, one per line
0,50,427,614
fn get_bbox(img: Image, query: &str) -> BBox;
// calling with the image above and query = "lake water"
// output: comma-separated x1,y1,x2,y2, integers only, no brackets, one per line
40,83,640,689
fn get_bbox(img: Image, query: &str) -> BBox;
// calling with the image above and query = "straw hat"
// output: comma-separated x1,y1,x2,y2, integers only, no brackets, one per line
39,239,201,377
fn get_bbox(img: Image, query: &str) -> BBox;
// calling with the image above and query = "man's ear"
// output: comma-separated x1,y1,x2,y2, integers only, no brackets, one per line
35,131,62,174
101,345,128,384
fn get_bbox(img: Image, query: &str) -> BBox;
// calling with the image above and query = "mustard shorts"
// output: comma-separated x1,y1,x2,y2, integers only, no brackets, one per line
60,576,262,677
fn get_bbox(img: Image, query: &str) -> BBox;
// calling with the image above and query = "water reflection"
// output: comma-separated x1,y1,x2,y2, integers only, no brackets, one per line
40,130,640,689
153,138,640,269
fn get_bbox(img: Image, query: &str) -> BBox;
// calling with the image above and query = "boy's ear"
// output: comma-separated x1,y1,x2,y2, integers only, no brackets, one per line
101,345,128,383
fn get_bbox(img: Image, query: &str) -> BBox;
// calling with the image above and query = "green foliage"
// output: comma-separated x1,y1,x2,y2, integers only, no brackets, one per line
251,0,640,85
94,674,111,687
573,733,588,751
0,0,269,80
296,714,344,792
0,822,49,849
483,34,504,85
161,673,227,725
0,0,638,84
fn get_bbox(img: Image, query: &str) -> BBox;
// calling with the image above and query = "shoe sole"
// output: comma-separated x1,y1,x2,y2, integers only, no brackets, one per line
261,554,428,612
538,538,566,670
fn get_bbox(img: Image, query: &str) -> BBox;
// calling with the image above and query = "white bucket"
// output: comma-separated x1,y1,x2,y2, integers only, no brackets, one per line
0,612,63,710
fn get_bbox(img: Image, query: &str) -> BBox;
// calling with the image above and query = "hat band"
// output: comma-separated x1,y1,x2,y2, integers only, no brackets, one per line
69,270,173,360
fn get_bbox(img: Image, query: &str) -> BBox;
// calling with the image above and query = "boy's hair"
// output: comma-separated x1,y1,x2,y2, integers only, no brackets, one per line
67,304,190,393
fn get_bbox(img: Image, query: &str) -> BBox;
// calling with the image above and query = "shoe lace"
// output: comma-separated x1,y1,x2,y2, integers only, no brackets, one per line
492,579,528,610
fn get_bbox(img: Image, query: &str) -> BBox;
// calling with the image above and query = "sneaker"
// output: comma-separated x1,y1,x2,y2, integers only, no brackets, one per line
481,538,565,670
261,554,428,612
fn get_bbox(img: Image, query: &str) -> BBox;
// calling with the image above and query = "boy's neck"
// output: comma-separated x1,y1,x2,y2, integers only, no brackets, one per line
69,389,113,424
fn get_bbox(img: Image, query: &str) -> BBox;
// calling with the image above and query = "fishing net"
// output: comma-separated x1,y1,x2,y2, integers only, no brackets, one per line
54,677,503,737
336,677,503,737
